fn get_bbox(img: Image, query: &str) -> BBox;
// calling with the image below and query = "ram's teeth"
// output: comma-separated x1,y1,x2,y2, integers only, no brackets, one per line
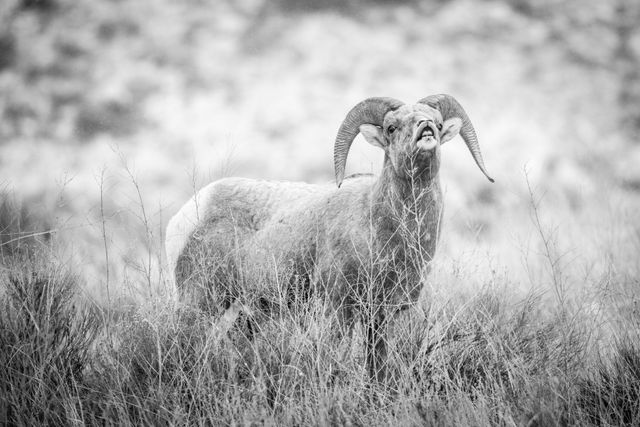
417,137,437,151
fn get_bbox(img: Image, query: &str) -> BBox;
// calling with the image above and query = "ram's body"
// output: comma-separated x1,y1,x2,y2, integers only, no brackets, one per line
166,95,492,380
166,168,442,318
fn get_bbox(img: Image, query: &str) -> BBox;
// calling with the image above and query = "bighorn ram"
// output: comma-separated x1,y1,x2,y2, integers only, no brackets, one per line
165,94,493,380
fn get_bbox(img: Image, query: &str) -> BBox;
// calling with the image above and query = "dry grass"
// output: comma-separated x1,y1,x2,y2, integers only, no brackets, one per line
1,189,640,425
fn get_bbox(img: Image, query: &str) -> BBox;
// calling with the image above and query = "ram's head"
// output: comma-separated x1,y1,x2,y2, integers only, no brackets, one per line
334,94,494,186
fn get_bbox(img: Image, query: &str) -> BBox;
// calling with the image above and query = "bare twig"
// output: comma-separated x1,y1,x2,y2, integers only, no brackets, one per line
117,150,154,296
98,168,111,311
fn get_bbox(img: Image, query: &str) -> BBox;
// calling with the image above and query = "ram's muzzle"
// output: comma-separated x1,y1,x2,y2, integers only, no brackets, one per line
413,120,438,152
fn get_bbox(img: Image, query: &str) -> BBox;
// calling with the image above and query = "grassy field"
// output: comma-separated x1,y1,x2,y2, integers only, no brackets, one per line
1,0,640,425
1,197,639,425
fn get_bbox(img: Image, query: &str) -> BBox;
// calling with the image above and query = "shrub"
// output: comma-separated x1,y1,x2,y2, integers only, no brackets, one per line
0,263,100,425
0,192,51,261
579,337,640,426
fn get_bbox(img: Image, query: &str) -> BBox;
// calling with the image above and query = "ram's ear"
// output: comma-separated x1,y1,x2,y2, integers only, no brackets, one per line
359,124,386,148
440,117,462,144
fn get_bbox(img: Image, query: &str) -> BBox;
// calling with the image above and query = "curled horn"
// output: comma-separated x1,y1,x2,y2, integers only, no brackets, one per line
334,97,404,187
418,94,494,183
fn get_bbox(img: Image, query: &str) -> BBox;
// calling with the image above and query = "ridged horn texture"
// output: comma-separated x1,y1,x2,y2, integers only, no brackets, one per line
334,97,404,187
418,94,494,183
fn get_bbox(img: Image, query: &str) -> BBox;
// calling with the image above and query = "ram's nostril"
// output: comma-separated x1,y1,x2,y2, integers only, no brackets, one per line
416,119,426,128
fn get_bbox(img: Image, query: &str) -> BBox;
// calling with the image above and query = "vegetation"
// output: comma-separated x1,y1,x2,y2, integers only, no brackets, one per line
0,192,639,425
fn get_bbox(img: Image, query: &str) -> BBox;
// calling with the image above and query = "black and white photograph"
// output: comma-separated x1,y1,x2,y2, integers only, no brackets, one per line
1,0,639,424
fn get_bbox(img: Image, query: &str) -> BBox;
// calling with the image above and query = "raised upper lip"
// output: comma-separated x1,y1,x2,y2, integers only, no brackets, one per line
413,120,436,144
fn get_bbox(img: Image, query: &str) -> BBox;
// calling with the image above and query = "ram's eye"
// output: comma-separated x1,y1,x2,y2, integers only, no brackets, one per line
387,125,397,134
437,123,443,131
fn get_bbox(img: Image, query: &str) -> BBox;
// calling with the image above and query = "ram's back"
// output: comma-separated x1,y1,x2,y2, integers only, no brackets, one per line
166,176,379,310
167,178,327,285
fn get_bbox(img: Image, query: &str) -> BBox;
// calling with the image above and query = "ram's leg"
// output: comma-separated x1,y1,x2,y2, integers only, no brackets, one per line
241,297,273,341
210,300,244,344
365,308,387,382
326,305,355,384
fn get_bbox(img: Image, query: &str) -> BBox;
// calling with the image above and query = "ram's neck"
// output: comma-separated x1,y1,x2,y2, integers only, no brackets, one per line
371,156,443,261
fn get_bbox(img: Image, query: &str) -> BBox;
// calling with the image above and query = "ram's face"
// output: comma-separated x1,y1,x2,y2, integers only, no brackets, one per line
359,104,461,181
384,104,443,178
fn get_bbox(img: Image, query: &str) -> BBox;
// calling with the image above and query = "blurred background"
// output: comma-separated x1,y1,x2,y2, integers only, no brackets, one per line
1,0,639,304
